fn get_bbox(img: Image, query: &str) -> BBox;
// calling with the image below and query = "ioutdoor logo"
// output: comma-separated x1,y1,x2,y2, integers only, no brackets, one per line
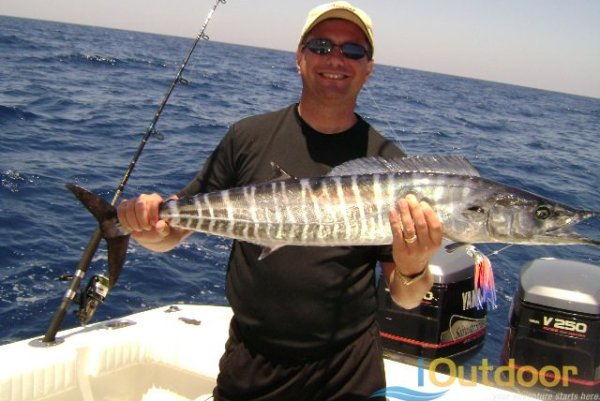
369,386,447,401
370,358,578,400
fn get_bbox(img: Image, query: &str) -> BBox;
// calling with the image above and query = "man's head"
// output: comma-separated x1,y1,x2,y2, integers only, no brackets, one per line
299,1,374,60
295,2,375,112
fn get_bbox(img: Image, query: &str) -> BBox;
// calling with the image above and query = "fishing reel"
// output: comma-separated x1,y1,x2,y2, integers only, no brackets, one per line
76,274,110,325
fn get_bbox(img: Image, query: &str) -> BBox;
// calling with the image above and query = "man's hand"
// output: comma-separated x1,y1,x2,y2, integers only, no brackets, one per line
381,194,443,309
117,194,186,252
389,194,443,275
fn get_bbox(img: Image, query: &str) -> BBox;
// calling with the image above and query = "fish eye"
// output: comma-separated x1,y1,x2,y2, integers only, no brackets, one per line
467,206,485,213
535,205,552,220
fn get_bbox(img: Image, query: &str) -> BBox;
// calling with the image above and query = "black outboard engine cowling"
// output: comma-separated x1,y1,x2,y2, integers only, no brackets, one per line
502,258,600,393
377,245,487,364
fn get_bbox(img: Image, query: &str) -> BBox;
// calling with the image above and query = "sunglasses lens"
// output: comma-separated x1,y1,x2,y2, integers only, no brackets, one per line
305,39,368,60
340,43,367,60
306,39,333,55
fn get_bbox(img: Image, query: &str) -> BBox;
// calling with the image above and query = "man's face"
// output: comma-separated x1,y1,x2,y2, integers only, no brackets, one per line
296,19,374,106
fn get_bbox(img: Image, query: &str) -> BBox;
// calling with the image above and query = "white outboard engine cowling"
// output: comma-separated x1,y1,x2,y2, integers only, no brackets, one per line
502,258,600,393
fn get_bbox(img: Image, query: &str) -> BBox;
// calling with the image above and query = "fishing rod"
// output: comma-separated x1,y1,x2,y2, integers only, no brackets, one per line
42,0,227,344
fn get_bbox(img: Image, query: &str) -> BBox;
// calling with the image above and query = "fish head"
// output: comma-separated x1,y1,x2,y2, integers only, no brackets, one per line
485,192,599,245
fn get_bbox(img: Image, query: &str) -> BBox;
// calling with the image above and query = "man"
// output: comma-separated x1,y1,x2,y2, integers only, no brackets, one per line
118,2,442,400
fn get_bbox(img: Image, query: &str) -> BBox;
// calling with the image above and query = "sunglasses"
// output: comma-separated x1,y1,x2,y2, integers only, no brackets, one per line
302,38,371,60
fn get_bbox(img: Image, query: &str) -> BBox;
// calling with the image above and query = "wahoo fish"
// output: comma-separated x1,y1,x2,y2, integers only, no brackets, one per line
67,155,598,286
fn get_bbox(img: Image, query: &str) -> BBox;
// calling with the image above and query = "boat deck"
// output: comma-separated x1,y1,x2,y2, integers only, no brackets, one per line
0,305,546,400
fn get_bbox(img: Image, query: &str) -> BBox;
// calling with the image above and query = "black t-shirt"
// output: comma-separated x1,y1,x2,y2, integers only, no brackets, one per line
179,104,406,354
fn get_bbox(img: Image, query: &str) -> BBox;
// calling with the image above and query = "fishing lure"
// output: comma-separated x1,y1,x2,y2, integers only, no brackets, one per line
466,245,497,310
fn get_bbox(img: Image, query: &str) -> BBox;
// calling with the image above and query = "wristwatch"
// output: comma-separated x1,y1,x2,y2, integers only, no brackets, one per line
395,264,428,286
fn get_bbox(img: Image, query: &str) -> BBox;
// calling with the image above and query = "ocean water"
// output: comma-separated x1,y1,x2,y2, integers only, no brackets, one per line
1,15,599,370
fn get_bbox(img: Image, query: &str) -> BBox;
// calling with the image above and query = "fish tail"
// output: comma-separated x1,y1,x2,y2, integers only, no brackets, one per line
66,183,130,289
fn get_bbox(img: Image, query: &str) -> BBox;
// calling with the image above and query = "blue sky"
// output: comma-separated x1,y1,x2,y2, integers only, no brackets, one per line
1,0,599,98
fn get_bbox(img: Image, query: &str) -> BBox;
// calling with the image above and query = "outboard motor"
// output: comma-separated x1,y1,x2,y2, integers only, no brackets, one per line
377,245,487,364
501,258,600,393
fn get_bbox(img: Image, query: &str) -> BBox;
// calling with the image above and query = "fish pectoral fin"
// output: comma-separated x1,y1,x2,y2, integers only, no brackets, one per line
445,242,469,253
258,245,285,260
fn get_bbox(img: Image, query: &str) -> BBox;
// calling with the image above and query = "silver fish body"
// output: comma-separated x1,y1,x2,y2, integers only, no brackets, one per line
158,156,599,253
66,155,598,285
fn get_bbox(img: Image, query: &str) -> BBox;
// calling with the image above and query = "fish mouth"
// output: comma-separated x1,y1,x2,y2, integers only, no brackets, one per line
542,210,600,245
541,228,600,245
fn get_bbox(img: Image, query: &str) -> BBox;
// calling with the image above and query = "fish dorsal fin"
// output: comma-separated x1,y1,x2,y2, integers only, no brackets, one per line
328,155,480,177
269,162,296,181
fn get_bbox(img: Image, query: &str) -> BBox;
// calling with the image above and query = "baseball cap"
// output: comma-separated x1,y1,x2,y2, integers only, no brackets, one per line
299,1,375,57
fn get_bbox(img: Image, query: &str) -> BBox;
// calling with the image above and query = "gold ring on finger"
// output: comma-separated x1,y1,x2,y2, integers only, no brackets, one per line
404,234,418,244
